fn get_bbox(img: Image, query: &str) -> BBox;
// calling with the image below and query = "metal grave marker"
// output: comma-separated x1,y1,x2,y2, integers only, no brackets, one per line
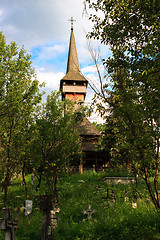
83,205,96,220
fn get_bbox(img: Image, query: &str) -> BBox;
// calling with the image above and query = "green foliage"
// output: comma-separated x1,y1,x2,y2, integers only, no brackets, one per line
0,31,83,204
28,91,83,194
86,0,160,161
55,172,160,240
0,31,42,205
86,0,160,208
0,174,42,240
92,122,105,133
1,171,160,239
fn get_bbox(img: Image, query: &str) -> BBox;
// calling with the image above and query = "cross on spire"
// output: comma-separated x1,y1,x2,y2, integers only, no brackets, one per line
68,17,76,32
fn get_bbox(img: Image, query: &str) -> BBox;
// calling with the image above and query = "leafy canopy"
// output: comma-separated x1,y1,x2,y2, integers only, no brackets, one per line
86,0,160,208
0,31,42,204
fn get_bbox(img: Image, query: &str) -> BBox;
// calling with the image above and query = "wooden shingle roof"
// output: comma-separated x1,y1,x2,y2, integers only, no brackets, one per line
60,30,88,89
61,70,87,82
66,31,79,73
78,117,101,137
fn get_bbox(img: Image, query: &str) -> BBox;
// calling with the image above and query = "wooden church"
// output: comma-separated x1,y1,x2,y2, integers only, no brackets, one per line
60,20,101,171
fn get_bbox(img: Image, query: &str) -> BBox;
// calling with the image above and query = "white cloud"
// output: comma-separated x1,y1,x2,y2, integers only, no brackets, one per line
36,69,64,90
82,65,98,73
85,73,101,90
85,94,105,124
37,44,66,61
0,0,91,50
0,0,108,124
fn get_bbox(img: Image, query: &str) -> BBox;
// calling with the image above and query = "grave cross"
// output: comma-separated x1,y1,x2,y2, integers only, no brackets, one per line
83,205,96,220
111,190,116,202
0,208,18,240
102,189,115,202
107,188,110,201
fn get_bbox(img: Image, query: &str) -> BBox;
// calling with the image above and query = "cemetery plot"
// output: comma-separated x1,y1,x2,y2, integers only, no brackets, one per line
102,176,142,185
0,172,158,240
0,208,18,240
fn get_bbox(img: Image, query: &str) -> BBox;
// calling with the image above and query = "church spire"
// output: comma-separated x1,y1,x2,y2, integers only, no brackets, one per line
66,29,80,73
60,20,88,102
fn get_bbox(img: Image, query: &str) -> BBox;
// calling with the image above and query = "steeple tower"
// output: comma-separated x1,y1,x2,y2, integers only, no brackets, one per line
66,30,79,73
60,20,88,104
60,20,101,172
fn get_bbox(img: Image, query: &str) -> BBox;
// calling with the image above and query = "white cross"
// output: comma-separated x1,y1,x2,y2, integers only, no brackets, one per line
68,17,76,31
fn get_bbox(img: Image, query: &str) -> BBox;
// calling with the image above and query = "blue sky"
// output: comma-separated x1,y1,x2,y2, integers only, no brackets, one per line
0,0,111,122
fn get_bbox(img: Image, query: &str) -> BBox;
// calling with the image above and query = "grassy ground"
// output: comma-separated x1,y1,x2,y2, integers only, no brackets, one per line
0,171,160,239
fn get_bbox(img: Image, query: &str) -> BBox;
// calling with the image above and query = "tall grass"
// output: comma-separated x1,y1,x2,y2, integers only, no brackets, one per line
0,171,160,239
55,171,160,240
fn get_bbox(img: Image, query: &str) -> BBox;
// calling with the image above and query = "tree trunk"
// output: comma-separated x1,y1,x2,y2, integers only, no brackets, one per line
79,157,83,175
3,176,9,208
2,166,11,207
36,173,42,192
154,138,160,207
144,167,159,209
41,209,55,240
22,163,29,200
41,210,50,240
51,176,58,202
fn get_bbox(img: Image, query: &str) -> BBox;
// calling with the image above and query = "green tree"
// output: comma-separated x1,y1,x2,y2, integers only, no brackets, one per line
86,0,160,208
0,32,42,206
29,91,82,197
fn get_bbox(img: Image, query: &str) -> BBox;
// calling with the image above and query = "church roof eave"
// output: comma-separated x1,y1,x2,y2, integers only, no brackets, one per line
78,117,102,137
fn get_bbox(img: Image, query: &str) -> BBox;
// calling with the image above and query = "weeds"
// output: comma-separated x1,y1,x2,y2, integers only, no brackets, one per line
0,171,160,239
